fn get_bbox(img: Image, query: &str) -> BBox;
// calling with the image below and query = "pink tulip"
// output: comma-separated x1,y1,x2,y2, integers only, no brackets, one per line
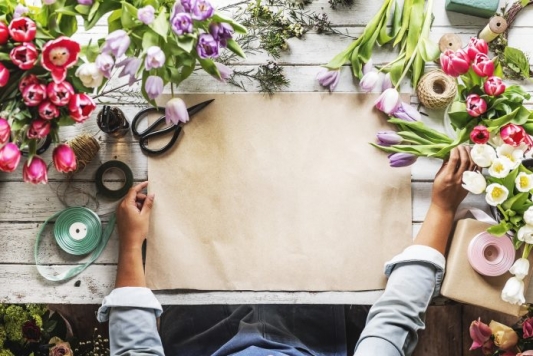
10,42,38,70
27,119,51,139
38,101,60,120
0,143,21,172
484,76,506,96
470,125,490,144
53,144,77,173
22,83,47,107
466,94,487,117
523,317,533,338
472,53,494,77
467,37,488,61
19,74,40,93
68,93,96,123
469,318,492,350
165,98,189,125
8,17,36,42
316,68,340,92
0,62,9,87
440,49,470,77
0,22,8,45
501,123,527,147
46,81,74,106
375,88,401,114
518,351,533,356
0,118,10,144
23,156,48,184
359,71,380,92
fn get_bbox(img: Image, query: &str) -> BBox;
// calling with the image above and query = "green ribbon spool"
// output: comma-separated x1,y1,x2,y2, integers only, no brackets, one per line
35,207,116,282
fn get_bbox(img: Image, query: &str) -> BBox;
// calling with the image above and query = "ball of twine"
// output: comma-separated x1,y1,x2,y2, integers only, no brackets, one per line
66,134,100,172
416,70,457,109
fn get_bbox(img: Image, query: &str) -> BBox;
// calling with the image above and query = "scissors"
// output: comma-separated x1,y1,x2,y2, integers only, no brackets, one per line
131,99,214,155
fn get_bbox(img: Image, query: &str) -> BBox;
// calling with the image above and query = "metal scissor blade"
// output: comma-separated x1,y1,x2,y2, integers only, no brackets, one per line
187,99,215,117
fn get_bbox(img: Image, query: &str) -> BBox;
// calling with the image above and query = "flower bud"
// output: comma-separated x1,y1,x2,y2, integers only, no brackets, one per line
95,53,114,79
484,76,505,96
19,74,40,93
316,68,340,92
470,125,489,144
388,152,417,167
440,49,470,77
381,73,393,91
75,62,104,88
490,320,519,349
27,119,51,139
375,88,400,115
518,225,533,244
469,318,492,350
472,53,494,77
137,5,155,25
144,46,166,71
22,83,47,107
359,71,380,92
191,0,214,21
38,101,60,120
145,76,164,100
0,118,10,145
522,317,533,339
10,42,38,70
23,156,48,184
471,144,496,168
376,131,402,146
509,258,530,279
213,62,233,83
165,98,189,125
362,59,374,75
462,171,486,194
467,37,488,61
102,30,131,58
392,102,421,121
196,33,219,59
500,124,526,147
466,94,487,117
46,81,74,106
500,277,526,306
53,144,77,173
0,143,21,172
0,62,9,87
69,93,96,123
8,17,37,42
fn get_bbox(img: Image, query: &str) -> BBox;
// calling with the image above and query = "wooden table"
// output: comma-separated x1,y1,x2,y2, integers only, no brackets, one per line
1,0,533,305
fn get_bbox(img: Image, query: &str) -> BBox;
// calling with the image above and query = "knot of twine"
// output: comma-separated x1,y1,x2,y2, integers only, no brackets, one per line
416,70,457,110
66,134,100,172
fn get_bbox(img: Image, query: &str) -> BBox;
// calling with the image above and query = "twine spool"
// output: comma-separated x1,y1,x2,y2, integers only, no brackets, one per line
416,70,457,109
66,134,100,172
478,16,508,42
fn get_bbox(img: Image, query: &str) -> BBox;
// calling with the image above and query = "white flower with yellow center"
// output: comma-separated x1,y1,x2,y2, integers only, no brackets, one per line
488,158,512,178
515,172,533,193
485,183,509,206
496,144,524,169
471,144,496,168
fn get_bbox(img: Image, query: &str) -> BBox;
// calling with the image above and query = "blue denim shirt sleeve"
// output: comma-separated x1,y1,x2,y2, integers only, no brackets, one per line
354,245,446,356
97,287,165,356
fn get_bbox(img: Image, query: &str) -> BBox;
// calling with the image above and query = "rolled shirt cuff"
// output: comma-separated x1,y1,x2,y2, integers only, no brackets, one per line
97,287,163,322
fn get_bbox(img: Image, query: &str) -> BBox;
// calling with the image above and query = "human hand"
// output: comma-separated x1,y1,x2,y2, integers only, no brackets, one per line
116,181,155,250
431,145,476,213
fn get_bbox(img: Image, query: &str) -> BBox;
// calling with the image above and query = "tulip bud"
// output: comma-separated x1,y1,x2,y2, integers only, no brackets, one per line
0,62,9,87
392,102,421,121
466,94,487,117
316,68,340,92
145,76,164,100
501,277,525,306
145,46,166,71
388,152,417,167
375,88,401,115
467,37,488,61
470,125,489,144
376,131,402,146
0,22,8,45
23,156,48,184
53,144,77,173
490,320,519,349
469,318,492,350
95,53,114,79
213,62,233,83
22,83,47,107
484,76,506,96
0,118,10,145
471,144,496,168
472,53,494,77
102,30,131,58
509,258,530,279
8,17,37,42
19,74,40,93
462,171,486,194
165,98,189,125
440,49,470,77
69,93,96,123
501,124,526,147
38,101,60,120
359,71,380,92
523,317,533,339
27,119,51,139
0,143,21,173
362,59,374,75
137,5,155,25
10,42,38,70
46,81,74,106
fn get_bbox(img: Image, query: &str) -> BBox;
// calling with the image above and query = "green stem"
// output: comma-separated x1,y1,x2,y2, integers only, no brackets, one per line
523,243,533,259
378,53,406,72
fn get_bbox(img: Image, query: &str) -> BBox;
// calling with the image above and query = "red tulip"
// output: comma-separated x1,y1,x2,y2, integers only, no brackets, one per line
23,156,48,184
472,53,494,77
0,62,9,87
19,74,40,93
27,119,51,139
38,101,60,120
68,93,96,123
523,317,533,339
10,42,38,70
470,125,490,144
53,144,77,173
0,142,21,172
0,22,8,45
484,76,506,96
467,37,488,61
8,17,36,42
46,81,74,106
440,49,470,77
466,94,487,117
0,118,11,145
41,37,81,83
22,83,47,107
501,124,527,147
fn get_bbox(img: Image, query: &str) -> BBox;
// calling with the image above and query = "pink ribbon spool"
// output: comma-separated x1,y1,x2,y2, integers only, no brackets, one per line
467,232,516,277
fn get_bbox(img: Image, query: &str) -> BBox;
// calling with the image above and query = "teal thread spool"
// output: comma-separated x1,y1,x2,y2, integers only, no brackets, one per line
445,0,499,18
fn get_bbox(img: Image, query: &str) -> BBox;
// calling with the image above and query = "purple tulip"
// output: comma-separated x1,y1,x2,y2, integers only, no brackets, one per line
171,12,193,35
375,88,401,115
181,0,192,12
165,98,189,125
77,0,93,4
145,76,164,100
102,30,131,58
95,53,114,79
388,153,417,167
116,57,141,85
191,0,214,20
213,62,233,83
14,4,29,18
392,102,421,121
382,73,393,91
362,59,374,75
138,5,155,25
145,46,166,70
196,34,219,59
359,71,380,92
209,22,234,47
376,131,402,146
316,68,340,92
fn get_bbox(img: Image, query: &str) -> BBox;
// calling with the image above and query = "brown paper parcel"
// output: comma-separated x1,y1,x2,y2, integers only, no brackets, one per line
145,93,412,291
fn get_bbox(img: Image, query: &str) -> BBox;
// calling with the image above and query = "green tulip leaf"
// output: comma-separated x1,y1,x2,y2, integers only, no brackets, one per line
227,38,246,59
447,101,470,129
350,48,362,79
151,10,169,42
405,0,424,58
394,0,413,47
482,106,520,128
487,222,513,237
142,30,160,49
389,59,405,86
418,37,440,62
177,35,195,53
504,46,530,78
510,106,532,125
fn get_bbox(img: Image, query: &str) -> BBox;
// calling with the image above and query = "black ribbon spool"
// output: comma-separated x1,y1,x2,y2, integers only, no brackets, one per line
20,135,52,156
97,106,130,138
95,160,134,200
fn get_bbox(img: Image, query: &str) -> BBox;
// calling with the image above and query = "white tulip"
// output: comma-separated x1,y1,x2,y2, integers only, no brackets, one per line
516,172,533,193
509,258,530,279
518,225,533,244
462,171,487,194
524,207,533,225
485,183,509,206
75,63,104,88
496,144,524,169
488,158,512,178
501,276,525,305
471,144,496,168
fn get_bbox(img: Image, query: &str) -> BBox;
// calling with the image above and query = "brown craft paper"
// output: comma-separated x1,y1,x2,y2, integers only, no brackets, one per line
441,219,533,316
145,93,412,291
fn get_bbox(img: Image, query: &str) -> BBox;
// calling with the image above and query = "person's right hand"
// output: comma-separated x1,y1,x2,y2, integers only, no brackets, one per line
431,145,476,213
116,181,155,250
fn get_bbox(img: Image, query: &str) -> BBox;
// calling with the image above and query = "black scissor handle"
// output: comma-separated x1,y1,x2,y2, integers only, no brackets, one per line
139,125,183,155
131,106,165,137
